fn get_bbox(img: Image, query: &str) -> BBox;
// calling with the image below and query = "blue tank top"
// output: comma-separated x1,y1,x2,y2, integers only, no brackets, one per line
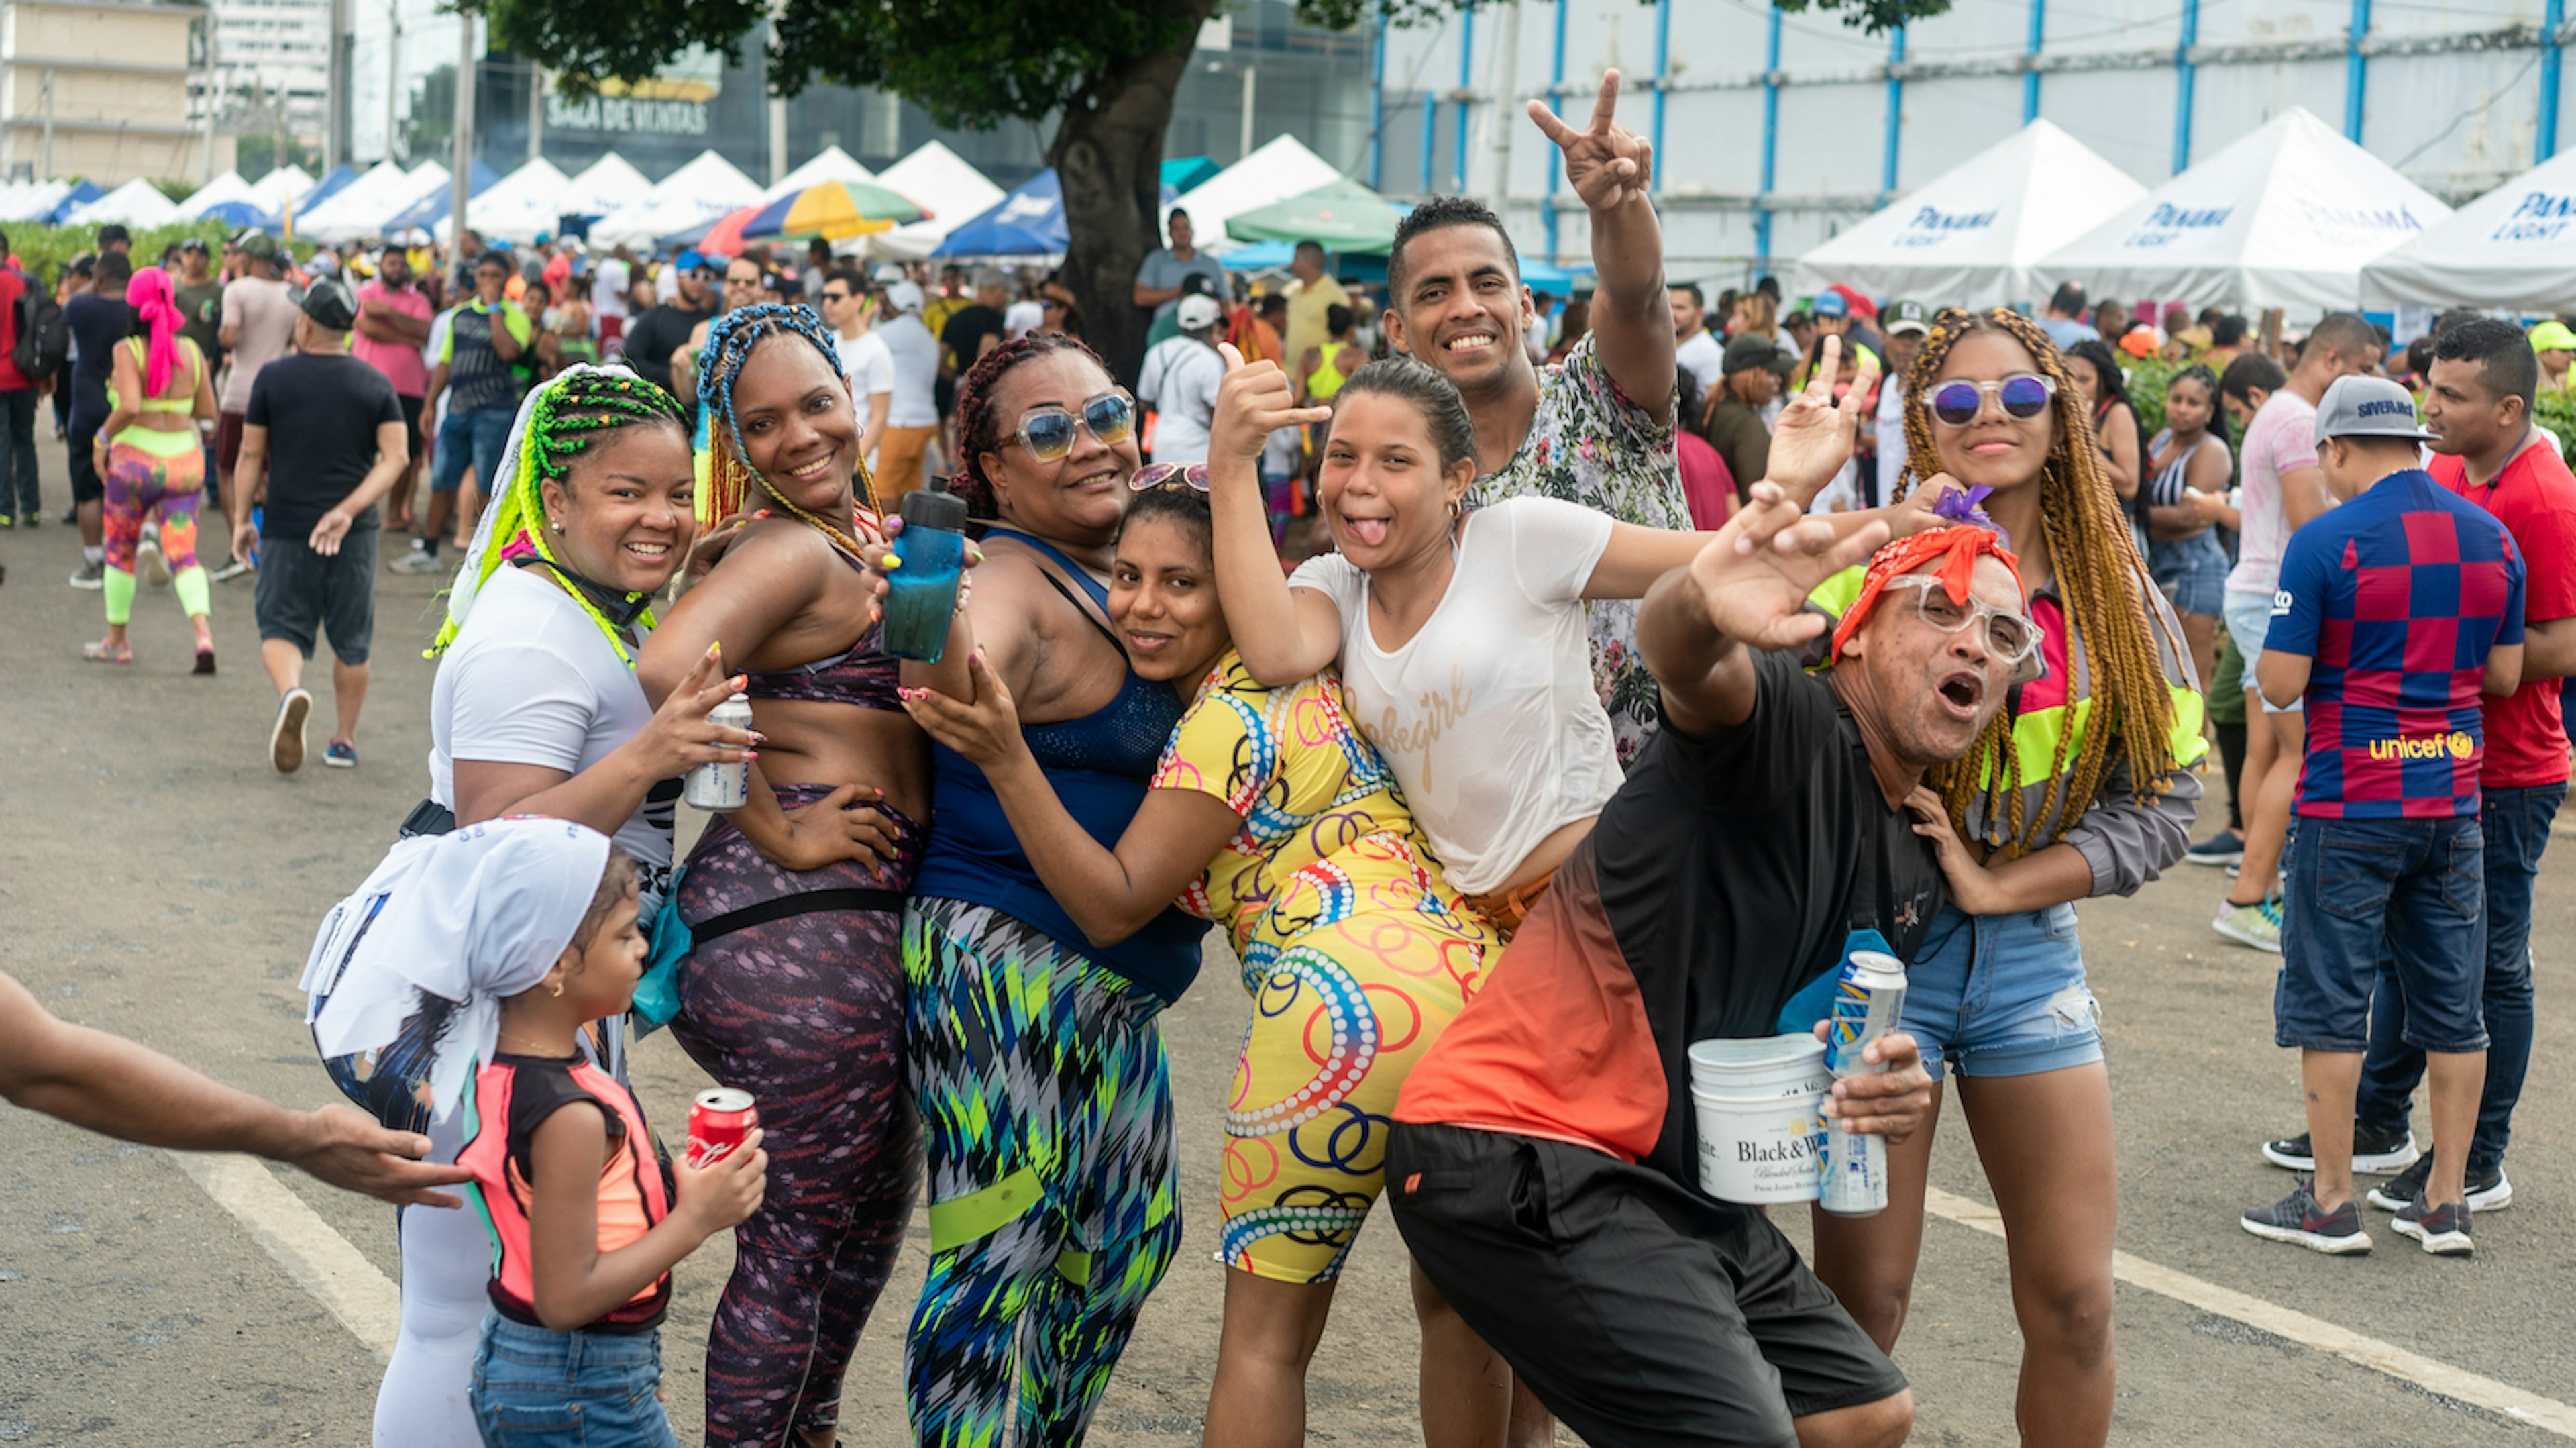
911,527,1204,1002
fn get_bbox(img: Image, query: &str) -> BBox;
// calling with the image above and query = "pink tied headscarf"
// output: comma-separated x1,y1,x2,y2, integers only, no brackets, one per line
125,266,186,399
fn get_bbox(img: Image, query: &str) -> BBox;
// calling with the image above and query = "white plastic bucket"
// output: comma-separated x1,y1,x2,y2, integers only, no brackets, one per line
1688,1034,1830,1204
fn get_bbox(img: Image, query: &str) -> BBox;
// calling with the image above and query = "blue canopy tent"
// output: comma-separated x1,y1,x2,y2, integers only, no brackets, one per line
1215,239,1295,272
1518,261,1594,295
1161,156,1220,194
292,164,359,215
380,159,503,234
198,199,279,231
43,180,102,225
932,171,1183,259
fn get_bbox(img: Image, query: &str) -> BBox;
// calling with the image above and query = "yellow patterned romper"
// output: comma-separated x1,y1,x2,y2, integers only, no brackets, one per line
1152,650,1495,1282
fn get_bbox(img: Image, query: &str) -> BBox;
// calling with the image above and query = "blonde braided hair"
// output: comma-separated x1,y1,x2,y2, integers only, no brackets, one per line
1895,307,2181,857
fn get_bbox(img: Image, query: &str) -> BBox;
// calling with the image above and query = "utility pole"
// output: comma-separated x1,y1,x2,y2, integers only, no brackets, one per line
327,0,353,170
1485,0,1521,216
1238,64,1256,162
450,9,473,249
199,14,220,182
41,68,54,179
527,60,543,162
768,96,788,185
384,0,402,162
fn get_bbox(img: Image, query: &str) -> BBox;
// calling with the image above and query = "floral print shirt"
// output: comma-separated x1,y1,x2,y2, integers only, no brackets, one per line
1462,334,1684,763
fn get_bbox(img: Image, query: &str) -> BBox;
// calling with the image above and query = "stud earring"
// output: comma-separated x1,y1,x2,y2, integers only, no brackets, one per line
549,980,565,998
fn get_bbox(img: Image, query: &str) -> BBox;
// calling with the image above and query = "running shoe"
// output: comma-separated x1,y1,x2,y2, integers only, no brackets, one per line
138,536,171,588
2390,1198,2473,1256
210,558,254,582
2186,830,2244,866
0,513,13,528
323,741,358,769
389,546,445,575
271,688,313,774
2262,1125,2420,1174
2241,1180,2371,1254
2367,1156,2511,1213
2212,893,2284,953
67,560,104,589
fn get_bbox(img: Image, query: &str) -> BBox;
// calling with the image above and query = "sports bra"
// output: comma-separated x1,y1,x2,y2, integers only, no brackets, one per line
737,534,902,711
1306,344,1353,401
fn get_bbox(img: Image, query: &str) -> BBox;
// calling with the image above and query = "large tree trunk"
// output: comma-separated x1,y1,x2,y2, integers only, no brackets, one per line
1049,1,1215,387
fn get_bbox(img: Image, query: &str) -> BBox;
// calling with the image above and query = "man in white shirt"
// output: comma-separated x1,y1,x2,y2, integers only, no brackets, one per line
592,246,633,354
821,268,894,465
1872,300,1929,501
1003,282,1045,342
1136,295,1226,464
873,280,943,501
1671,281,1723,403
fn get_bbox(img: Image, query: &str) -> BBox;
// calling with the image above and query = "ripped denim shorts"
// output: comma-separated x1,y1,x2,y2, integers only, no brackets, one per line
1900,902,2105,1084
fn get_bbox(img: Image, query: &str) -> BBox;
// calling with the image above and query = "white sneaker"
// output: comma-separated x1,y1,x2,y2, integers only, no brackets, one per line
270,688,313,774
138,536,171,588
388,547,445,575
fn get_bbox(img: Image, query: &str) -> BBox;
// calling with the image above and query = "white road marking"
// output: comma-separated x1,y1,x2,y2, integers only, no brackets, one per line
1924,1186,2576,1438
170,1151,402,1361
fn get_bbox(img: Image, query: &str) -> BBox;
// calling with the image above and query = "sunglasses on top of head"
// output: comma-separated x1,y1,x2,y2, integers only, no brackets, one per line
1927,373,2057,427
1130,462,1209,493
1014,392,1136,462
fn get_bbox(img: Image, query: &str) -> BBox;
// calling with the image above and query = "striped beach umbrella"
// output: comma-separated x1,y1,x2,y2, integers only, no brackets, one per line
742,181,931,242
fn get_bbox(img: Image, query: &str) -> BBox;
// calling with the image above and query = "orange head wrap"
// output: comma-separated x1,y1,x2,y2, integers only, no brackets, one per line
1829,524,2025,666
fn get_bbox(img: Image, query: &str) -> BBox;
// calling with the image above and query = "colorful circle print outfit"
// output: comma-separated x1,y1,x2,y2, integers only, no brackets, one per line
1156,651,1494,1283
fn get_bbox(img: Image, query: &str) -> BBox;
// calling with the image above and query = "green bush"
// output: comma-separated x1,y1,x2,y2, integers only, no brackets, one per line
2119,354,2184,440
0,219,307,287
2536,387,2576,467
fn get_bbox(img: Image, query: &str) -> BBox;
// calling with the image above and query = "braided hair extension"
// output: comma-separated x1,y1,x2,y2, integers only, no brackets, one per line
1896,307,2182,857
949,331,1114,519
429,366,691,664
694,302,881,550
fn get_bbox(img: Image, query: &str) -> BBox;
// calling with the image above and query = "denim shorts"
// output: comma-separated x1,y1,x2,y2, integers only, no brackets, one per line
2149,531,2230,619
2277,815,2487,1054
431,405,515,496
468,1313,678,1448
1899,902,2105,1084
2222,588,2298,715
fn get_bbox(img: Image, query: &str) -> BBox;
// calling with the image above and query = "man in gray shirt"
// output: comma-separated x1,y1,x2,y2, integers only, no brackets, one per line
1132,209,1227,327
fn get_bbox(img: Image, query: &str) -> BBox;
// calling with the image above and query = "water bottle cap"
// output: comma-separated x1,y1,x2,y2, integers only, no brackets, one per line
901,476,968,532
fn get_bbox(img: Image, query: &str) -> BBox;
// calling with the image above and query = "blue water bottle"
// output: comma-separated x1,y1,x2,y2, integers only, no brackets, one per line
881,476,967,662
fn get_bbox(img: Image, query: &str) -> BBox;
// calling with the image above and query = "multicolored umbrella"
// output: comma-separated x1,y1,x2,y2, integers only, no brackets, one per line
741,180,932,242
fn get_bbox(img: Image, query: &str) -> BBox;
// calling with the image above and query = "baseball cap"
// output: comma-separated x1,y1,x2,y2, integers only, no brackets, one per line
1811,290,1849,319
238,232,278,262
871,263,906,283
299,276,358,330
885,280,925,313
178,236,209,254
1722,332,1779,376
674,248,718,274
1175,294,1223,331
2314,374,2434,447
1883,300,1929,337
2531,320,2576,354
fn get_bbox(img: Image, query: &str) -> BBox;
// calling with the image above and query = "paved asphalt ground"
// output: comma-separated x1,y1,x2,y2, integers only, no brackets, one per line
5,456,2576,1446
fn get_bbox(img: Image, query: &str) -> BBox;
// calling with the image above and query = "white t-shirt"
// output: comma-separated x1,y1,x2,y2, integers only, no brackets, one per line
837,328,895,399
1676,329,1724,393
1137,335,1225,464
592,257,631,321
1874,377,1909,501
1289,496,1621,894
429,567,676,888
877,313,941,427
2226,389,2321,597
1004,299,1045,340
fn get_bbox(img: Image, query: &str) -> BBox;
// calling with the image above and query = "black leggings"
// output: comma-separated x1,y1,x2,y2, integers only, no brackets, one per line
2216,719,2248,832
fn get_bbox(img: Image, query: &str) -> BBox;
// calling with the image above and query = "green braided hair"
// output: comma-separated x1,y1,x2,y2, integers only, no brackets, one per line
429,365,691,664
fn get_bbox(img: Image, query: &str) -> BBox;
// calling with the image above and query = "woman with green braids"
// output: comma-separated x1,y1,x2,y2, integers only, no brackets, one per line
366,362,749,1447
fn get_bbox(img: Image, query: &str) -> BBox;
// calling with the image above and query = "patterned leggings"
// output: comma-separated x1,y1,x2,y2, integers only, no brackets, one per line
902,897,1183,1448
103,438,208,624
671,788,921,1447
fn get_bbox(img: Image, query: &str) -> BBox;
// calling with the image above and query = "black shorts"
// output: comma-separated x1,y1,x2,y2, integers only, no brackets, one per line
1388,1123,1906,1448
398,393,425,459
67,432,105,503
254,531,378,664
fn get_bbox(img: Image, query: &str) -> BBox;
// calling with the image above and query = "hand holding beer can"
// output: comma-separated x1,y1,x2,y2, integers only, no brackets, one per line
1819,951,1907,1217
687,1088,758,1170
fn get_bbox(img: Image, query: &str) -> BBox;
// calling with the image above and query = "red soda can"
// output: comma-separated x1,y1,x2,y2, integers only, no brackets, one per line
687,1088,757,1169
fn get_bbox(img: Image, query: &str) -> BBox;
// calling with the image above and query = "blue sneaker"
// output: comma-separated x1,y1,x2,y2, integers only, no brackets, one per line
2242,1180,2371,1254
2185,830,2243,866
323,741,358,769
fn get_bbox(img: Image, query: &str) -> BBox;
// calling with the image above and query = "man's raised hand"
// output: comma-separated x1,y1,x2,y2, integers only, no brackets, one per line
1686,480,1889,651
1527,70,1654,211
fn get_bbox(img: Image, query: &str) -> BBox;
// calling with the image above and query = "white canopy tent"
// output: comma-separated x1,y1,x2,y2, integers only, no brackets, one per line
301,160,449,242
561,153,653,218
0,179,72,223
1168,136,1343,254
587,148,762,250
2362,148,2576,312
765,145,876,201
867,142,1004,259
68,178,185,229
180,170,260,217
437,157,572,244
2035,107,2451,314
1795,121,2146,309
250,166,315,211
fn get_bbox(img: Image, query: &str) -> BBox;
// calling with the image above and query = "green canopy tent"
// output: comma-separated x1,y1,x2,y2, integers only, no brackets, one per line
1223,176,1405,255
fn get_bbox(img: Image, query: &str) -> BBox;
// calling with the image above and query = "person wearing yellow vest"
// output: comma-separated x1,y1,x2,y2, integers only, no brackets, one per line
1803,308,2205,1448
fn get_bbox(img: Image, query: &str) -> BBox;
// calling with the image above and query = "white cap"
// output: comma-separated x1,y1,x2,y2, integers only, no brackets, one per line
1175,294,1223,331
885,280,925,314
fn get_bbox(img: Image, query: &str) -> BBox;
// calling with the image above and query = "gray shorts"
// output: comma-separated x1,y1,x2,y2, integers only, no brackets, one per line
255,531,378,664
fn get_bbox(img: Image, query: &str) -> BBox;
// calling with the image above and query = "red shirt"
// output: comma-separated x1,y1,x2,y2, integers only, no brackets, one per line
2432,439,2576,788
0,268,28,392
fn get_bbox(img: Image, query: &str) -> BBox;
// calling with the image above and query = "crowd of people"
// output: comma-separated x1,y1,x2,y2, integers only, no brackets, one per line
9,62,2576,1448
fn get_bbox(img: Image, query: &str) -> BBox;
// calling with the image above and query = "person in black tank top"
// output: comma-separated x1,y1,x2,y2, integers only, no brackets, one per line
897,333,1203,1448
635,305,928,1448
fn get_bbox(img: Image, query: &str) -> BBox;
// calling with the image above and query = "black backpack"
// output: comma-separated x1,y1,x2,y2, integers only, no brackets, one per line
13,286,65,379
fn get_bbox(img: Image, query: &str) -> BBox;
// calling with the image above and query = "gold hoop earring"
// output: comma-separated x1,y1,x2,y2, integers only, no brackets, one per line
1446,499,1464,521
549,980,565,998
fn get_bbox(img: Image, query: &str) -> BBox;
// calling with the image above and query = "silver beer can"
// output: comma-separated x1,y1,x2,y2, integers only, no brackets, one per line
683,692,754,811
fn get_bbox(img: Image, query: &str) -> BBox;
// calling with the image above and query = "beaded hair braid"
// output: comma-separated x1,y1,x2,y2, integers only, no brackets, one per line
694,302,881,550
1896,307,2182,857
429,366,691,664
949,331,1112,519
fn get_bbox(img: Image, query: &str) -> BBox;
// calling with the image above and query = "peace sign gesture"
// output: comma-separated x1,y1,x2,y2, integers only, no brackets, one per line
1527,70,1654,211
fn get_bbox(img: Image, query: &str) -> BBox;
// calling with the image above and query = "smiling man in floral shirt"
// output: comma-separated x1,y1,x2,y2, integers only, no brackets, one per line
1380,70,1688,762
